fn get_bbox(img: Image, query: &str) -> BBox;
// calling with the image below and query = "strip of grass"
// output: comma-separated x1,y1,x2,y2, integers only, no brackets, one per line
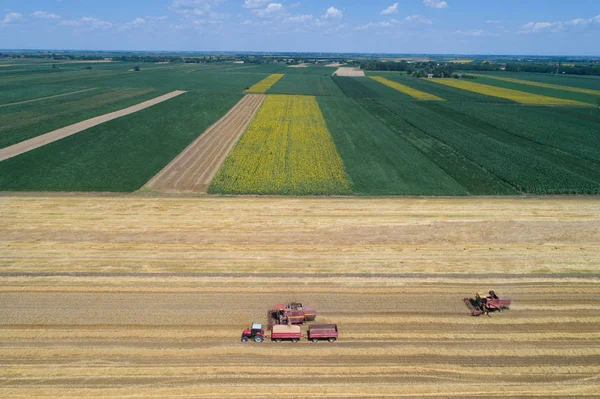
0,85,92,105
429,78,592,106
370,76,444,101
244,74,284,93
267,74,344,96
466,75,599,105
0,88,164,149
381,101,600,194
357,99,518,195
0,92,242,191
210,95,351,195
440,102,600,165
333,76,414,100
381,75,516,103
472,71,600,92
317,97,469,196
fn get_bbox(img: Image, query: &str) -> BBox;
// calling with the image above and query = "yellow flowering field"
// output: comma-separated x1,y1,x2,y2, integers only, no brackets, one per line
370,76,444,101
244,74,284,93
470,74,600,96
430,78,592,106
449,59,474,63
209,95,352,195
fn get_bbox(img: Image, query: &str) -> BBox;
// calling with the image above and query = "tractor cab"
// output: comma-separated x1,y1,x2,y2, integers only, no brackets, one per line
241,323,264,343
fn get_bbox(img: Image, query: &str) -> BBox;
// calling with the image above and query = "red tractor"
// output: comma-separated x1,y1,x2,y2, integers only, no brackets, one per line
464,291,511,316
268,302,317,327
241,323,265,343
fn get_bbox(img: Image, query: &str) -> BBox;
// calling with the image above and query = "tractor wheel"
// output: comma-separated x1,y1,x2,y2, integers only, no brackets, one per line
255,336,263,343
328,338,336,342
241,337,248,343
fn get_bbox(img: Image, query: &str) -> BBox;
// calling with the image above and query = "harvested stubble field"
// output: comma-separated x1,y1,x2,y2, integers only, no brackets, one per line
144,94,265,193
1,196,599,398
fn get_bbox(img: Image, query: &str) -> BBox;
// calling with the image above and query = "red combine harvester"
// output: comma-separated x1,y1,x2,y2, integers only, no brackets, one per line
241,323,264,343
268,302,317,326
308,324,338,342
271,325,301,342
464,291,511,316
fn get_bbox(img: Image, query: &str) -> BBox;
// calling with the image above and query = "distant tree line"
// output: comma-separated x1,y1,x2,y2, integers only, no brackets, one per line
505,63,600,76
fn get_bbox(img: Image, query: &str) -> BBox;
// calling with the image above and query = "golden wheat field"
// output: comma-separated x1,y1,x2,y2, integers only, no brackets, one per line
244,73,284,93
370,76,445,101
430,78,592,106
209,94,351,195
1,195,599,398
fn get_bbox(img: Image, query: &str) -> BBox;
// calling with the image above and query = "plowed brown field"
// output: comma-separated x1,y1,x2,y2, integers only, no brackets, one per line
144,94,265,193
1,196,599,398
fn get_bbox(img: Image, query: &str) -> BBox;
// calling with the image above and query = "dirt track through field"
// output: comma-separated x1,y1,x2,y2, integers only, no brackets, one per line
334,67,366,77
0,90,186,162
1,196,599,397
0,87,99,108
144,94,265,193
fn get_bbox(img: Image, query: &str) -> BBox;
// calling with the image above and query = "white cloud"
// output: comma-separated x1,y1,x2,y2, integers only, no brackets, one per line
485,20,502,24
356,19,398,30
121,17,146,30
424,0,447,9
2,12,23,24
356,15,432,31
59,17,112,29
254,3,285,17
381,3,398,16
322,6,343,20
456,29,484,36
169,0,222,16
243,0,270,9
32,11,61,20
520,14,600,33
404,15,432,24
283,14,313,24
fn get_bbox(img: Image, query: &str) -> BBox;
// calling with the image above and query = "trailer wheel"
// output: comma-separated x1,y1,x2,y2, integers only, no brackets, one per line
255,336,263,343
312,338,318,342
328,338,336,342
241,337,248,343
292,339,299,343
275,339,281,343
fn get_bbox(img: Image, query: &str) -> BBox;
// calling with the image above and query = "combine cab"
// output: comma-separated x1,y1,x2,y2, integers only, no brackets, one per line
268,302,317,327
464,291,511,316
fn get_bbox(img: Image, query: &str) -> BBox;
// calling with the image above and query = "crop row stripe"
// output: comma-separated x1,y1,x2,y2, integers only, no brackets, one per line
369,76,444,101
469,73,600,96
244,74,284,93
429,78,592,106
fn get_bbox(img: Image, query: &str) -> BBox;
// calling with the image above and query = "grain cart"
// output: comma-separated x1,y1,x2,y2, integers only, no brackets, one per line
464,291,511,316
308,324,338,342
268,302,317,326
241,323,265,343
271,325,301,342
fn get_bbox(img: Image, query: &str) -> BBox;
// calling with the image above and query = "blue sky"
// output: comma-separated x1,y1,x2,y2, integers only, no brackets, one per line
1,1,599,55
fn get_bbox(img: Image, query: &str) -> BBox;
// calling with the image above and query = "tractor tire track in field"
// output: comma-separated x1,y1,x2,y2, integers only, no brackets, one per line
0,87,99,108
143,94,265,193
1,279,599,398
0,90,186,162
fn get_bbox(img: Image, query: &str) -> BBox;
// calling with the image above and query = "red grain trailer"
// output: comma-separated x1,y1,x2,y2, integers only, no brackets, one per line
308,324,338,342
271,325,301,342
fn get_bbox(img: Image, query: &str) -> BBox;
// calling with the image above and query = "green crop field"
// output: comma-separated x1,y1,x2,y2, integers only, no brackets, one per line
0,87,165,149
267,74,344,96
0,92,241,191
0,60,599,195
